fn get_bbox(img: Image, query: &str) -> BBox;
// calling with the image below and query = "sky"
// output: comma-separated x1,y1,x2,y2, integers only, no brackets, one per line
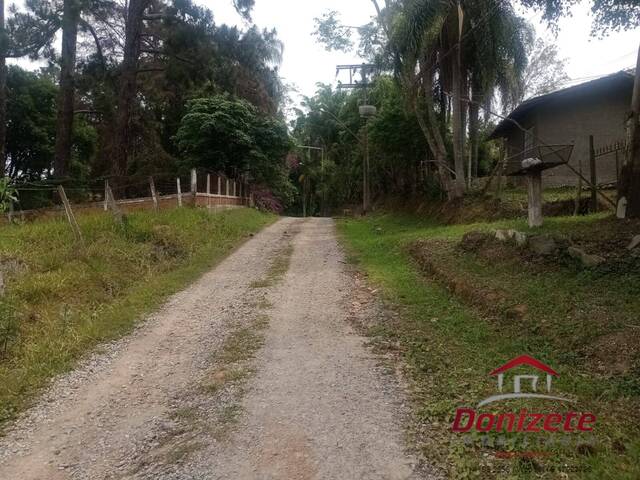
8,0,640,108
197,0,375,101
200,0,639,104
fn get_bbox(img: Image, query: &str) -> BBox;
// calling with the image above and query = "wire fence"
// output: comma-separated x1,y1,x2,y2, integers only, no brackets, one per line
5,169,252,222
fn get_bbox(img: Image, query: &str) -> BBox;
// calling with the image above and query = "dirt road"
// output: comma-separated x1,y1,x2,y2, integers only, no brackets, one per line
0,218,429,479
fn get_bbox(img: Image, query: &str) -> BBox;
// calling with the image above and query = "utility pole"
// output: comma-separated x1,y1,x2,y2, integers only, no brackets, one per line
0,0,6,178
336,63,377,215
363,117,370,213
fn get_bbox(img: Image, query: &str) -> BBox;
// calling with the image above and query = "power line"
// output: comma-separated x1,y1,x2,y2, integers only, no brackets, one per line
600,48,638,66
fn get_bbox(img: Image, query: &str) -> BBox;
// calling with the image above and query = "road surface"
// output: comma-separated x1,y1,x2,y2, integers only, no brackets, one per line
0,218,430,480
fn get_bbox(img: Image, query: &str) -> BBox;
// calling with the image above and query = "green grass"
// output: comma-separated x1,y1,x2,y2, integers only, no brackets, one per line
500,186,579,204
0,207,275,428
337,213,639,479
215,314,270,366
498,186,617,211
249,245,294,289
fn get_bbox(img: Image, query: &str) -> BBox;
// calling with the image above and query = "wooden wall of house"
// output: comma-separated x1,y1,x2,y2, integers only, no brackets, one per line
534,87,630,188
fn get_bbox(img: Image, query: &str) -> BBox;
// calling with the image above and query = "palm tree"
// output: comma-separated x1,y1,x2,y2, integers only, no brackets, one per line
462,0,529,182
382,0,456,196
375,0,528,196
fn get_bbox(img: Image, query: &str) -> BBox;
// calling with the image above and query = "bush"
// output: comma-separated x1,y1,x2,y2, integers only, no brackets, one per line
252,186,284,213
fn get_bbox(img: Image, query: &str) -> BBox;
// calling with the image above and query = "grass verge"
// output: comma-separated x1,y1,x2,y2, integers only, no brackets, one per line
0,207,275,428
337,213,639,479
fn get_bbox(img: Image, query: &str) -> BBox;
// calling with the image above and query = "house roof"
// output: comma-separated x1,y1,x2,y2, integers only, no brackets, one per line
488,70,635,140
489,354,558,376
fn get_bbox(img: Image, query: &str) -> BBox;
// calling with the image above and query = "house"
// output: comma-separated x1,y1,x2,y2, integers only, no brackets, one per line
489,71,634,187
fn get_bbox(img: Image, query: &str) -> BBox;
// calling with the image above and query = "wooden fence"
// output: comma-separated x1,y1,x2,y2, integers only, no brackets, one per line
4,169,253,224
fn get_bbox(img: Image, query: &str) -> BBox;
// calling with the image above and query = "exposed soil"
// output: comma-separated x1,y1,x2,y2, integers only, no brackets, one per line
0,217,432,479
408,219,640,378
408,240,516,321
456,216,640,269
568,216,640,264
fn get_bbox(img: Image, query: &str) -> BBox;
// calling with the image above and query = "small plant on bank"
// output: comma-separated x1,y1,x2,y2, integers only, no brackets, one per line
0,179,18,215
0,302,19,358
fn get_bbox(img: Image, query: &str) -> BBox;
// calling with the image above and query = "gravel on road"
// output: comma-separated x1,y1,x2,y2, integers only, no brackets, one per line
0,217,435,480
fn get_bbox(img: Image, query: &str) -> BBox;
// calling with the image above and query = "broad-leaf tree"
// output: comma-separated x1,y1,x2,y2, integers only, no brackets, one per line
175,94,294,206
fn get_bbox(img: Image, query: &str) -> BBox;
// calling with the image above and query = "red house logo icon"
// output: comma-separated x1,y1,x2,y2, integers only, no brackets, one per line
477,355,573,408
451,354,596,434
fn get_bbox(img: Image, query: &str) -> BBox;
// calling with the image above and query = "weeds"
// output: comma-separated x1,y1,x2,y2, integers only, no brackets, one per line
250,245,293,288
338,213,640,479
0,301,18,358
196,241,293,435
163,440,205,464
0,207,275,427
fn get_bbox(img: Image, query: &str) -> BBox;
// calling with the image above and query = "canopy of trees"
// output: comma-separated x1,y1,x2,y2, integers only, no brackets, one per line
0,0,295,210
307,0,639,215
311,0,533,200
1,0,639,216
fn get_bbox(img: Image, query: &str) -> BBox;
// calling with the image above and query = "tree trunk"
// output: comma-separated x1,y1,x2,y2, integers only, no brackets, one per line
112,0,151,176
54,0,81,178
468,81,482,184
450,17,465,197
619,42,640,218
0,0,6,177
412,68,454,198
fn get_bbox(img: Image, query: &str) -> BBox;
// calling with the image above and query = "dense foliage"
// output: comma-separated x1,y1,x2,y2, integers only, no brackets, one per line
4,67,57,180
176,95,294,208
311,0,532,200
0,0,638,214
308,0,638,210
0,0,294,210
290,77,448,214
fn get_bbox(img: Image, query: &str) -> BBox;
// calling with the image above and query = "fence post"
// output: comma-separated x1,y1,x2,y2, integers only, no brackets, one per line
494,144,508,200
589,135,597,212
233,181,236,197
105,184,124,225
176,178,183,207
206,174,211,208
226,179,230,197
149,176,159,211
574,153,583,216
104,180,108,211
526,170,543,228
191,168,197,205
217,176,221,196
57,185,84,245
